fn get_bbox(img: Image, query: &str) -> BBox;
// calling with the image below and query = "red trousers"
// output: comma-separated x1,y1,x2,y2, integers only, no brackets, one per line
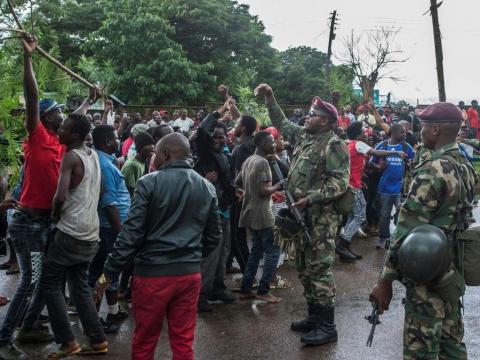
131,273,201,360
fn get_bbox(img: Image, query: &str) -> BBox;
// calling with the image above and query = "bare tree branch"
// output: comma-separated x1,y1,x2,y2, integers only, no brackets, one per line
339,26,408,101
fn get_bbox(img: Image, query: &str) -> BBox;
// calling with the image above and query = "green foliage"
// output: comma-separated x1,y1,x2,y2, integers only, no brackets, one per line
269,47,354,106
2,0,356,108
83,0,215,104
235,86,270,127
0,97,24,187
163,0,274,93
330,65,357,107
0,37,73,187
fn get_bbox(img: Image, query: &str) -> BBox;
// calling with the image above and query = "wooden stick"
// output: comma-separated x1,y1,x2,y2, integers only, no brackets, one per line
6,0,97,91
35,46,96,88
0,27,27,34
6,0,22,30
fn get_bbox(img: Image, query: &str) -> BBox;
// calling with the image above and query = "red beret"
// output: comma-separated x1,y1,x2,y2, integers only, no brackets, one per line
265,126,280,139
311,96,338,122
418,102,463,123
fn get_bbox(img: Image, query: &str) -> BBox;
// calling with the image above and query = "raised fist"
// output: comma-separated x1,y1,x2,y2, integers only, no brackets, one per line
21,34,38,55
254,83,273,98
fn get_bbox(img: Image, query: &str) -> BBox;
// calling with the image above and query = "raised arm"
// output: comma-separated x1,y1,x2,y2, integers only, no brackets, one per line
217,84,241,121
21,36,40,134
73,86,101,115
117,113,129,137
254,84,302,145
369,149,406,158
369,102,390,134
101,100,114,125
227,97,241,121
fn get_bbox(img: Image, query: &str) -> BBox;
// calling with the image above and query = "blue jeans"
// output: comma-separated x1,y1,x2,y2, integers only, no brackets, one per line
343,188,366,242
0,211,51,346
240,228,280,295
378,193,401,242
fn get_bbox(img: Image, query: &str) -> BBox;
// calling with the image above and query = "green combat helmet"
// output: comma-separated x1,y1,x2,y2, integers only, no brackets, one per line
396,224,451,284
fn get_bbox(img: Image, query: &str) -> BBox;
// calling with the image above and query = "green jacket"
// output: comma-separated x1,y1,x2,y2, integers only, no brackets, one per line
267,98,350,211
382,143,478,281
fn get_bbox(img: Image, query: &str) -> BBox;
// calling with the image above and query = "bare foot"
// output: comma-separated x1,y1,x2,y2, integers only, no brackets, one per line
239,291,256,300
256,293,282,303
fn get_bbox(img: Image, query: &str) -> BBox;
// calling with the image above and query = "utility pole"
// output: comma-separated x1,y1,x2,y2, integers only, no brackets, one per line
325,10,338,92
429,0,446,102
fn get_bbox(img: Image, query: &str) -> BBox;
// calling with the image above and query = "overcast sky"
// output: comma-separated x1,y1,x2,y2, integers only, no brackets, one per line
241,0,479,105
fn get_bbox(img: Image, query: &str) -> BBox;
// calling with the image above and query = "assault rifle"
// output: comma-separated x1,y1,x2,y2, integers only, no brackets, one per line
365,304,381,347
270,161,311,244
365,246,389,347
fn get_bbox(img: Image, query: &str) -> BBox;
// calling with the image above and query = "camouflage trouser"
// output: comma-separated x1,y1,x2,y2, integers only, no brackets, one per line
403,284,467,360
295,215,338,306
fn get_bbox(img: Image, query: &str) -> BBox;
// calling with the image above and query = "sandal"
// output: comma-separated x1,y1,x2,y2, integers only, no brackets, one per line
6,264,19,275
47,345,81,359
79,343,108,355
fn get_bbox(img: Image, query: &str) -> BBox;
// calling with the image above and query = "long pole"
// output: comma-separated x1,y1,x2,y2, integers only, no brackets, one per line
325,10,337,92
430,0,446,102
6,0,96,90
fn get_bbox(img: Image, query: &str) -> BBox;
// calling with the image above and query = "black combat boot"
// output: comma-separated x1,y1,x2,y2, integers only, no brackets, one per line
335,239,356,262
344,240,362,260
290,303,317,332
300,305,338,346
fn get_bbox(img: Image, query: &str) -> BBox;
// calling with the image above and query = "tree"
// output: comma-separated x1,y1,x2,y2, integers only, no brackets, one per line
164,0,276,93
0,37,74,186
269,46,354,106
83,0,214,105
341,26,408,102
1,0,355,106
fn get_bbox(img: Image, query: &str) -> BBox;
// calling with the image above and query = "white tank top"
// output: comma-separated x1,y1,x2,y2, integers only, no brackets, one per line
57,148,101,242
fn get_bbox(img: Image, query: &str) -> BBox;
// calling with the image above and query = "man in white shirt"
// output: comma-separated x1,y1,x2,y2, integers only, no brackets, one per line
357,107,376,129
171,109,194,134
147,111,162,128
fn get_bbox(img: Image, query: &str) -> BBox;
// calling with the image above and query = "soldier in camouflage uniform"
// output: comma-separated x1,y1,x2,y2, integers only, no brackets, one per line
254,84,350,346
370,102,478,359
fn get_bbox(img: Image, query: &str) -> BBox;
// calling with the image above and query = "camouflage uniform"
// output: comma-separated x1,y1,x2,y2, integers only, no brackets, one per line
403,144,433,194
267,99,350,306
381,143,477,359
462,138,480,148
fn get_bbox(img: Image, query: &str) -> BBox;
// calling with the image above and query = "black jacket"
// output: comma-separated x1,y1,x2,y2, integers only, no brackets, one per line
105,160,221,278
194,112,234,210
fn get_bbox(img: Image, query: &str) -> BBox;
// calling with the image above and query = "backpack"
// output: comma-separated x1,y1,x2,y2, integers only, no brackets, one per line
444,154,480,286
316,136,354,216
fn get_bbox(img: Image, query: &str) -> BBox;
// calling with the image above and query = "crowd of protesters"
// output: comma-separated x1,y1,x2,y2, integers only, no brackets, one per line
0,35,479,360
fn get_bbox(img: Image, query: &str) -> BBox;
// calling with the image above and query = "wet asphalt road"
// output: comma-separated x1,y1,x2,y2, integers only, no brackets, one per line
0,206,479,360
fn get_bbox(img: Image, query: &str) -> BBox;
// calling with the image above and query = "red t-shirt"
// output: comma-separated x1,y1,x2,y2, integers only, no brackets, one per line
338,115,350,129
467,107,479,130
121,137,134,157
20,122,66,209
348,140,372,188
